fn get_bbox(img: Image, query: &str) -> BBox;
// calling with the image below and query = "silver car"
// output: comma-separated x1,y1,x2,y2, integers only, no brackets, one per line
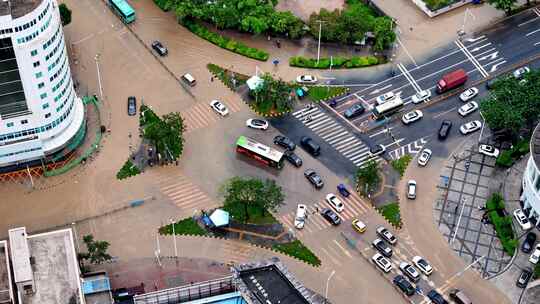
459,87,478,102
417,148,432,166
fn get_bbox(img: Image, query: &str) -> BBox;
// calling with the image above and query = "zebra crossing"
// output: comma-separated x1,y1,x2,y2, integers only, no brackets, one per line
181,99,243,133
292,107,381,167
279,192,371,235
219,241,255,264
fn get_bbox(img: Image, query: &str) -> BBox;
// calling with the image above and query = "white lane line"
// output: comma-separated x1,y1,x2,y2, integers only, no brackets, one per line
333,136,357,149
396,36,417,66
518,16,540,27
397,63,422,93
468,43,491,52
535,41,540,46
455,39,489,78
384,138,405,149
464,35,485,43
369,127,394,138
338,142,365,154
333,240,353,258
489,60,506,72
526,28,540,36
433,107,457,119
369,84,392,96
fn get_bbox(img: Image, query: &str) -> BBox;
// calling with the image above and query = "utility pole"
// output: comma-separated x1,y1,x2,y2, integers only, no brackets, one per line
316,20,327,64
170,218,178,258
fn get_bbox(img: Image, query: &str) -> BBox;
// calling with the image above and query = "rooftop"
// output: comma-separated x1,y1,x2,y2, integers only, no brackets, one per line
0,241,12,304
532,123,540,170
0,0,43,19
8,227,32,284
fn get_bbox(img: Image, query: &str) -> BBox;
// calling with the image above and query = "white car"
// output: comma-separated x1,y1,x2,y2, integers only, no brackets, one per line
401,110,423,125
296,75,318,84
399,262,420,282
376,92,396,105
529,244,540,264
458,101,479,117
513,66,530,79
372,253,393,273
210,100,229,116
417,148,432,166
294,204,307,229
460,120,482,135
325,193,344,213
376,226,397,245
513,209,532,230
479,144,500,158
407,180,417,199
246,118,269,130
459,87,479,102
411,90,431,104
412,256,433,275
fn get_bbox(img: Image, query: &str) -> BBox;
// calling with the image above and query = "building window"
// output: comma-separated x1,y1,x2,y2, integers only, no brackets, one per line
42,103,49,109
33,61,40,67
38,82,44,89
45,113,51,119
40,93,47,99
35,72,42,78
31,50,37,56
21,120,28,124
6,122,14,127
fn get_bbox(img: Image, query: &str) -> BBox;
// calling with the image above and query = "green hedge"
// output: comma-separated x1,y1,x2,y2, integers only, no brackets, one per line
377,203,402,228
424,0,451,11
184,22,269,61
273,240,321,266
289,55,380,69
306,86,348,102
496,138,530,167
159,217,207,236
153,0,171,11
391,155,413,177
485,193,517,255
116,159,141,180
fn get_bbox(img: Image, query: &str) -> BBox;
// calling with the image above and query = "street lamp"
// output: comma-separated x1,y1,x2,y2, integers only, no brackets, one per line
94,53,103,100
170,218,178,258
324,270,336,303
316,20,327,64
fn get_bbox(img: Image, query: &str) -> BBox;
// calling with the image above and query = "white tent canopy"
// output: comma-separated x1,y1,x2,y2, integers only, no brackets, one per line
247,76,264,91
209,209,230,227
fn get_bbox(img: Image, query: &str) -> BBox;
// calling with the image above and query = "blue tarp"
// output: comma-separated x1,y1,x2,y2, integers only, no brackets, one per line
82,277,111,295
210,209,230,227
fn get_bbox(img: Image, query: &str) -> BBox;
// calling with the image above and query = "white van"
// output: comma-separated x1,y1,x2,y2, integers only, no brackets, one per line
181,73,196,86
294,204,307,229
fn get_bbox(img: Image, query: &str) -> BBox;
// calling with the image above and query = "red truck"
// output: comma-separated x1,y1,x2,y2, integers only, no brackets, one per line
436,69,467,93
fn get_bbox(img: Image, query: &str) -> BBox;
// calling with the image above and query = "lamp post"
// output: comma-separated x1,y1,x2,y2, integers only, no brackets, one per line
316,20,327,64
170,218,178,258
324,270,336,303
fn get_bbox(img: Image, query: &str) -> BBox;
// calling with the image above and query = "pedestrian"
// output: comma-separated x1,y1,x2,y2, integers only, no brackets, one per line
276,39,281,48
210,76,214,82
454,205,458,214
267,35,271,41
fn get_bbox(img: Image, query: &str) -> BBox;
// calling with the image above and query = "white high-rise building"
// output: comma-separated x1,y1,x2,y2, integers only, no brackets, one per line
0,0,84,168
522,123,540,228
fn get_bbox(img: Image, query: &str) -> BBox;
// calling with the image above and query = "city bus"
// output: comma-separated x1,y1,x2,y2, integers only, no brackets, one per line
108,0,136,24
236,136,284,169
373,98,404,120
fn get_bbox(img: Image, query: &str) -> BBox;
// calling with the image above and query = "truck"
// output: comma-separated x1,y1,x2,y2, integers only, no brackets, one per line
436,69,467,93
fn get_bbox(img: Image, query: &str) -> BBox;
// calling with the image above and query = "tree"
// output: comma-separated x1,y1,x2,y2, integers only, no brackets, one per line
373,17,396,52
141,107,186,162
78,235,112,268
260,179,285,214
487,0,517,15
355,160,380,195
59,3,72,26
251,73,294,115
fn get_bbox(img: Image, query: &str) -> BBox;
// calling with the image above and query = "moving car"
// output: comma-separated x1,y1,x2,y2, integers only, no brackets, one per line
325,193,344,212
459,120,482,135
246,118,269,130
372,238,393,257
296,75,318,84
399,262,420,282
376,92,396,105
401,110,423,125
376,226,397,245
320,208,341,226
437,69,467,93
181,73,196,86
427,290,449,304
513,208,532,230
300,136,321,156
407,180,417,199
127,96,136,116
283,150,302,167
294,204,307,229
522,232,537,253
479,144,500,158
210,100,229,116
370,144,386,156
393,275,415,296
459,87,478,102
529,244,540,264
304,169,324,189
352,219,367,233
438,120,452,140
372,253,392,273
517,267,532,288
449,289,472,304
458,101,478,117
273,135,295,151
417,148,432,166
151,40,168,56
513,66,530,79
412,256,433,275
411,90,431,104
344,103,365,119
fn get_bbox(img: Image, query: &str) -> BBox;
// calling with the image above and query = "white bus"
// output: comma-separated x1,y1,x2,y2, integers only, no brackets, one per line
236,136,284,169
373,98,404,120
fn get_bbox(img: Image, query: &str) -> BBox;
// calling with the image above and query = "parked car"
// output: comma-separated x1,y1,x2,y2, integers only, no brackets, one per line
399,262,420,282
304,169,324,189
273,135,295,151
300,136,321,156
516,267,532,288
449,289,472,304
522,232,537,253
325,193,344,213
417,148,432,166
127,96,136,116
372,238,393,257
458,101,479,117
246,118,269,130
478,144,499,158
459,120,482,135
513,66,530,79
344,103,365,119
427,289,449,304
376,226,397,245
320,208,341,226
352,219,367,233
513,209,532,230
412,256,433,275
372,253,392,273
459,87,478,102
402,110,423,125
296,75,318,84
529,244,540,264
151,40,168,56
376,92,396,105
283,150,302,167
411,90,431,104
393,275,415,296
337,184,350,197
370,144,386,156
407,180,417,199
294,204,307,229
438,120,452,140
210,100,229,116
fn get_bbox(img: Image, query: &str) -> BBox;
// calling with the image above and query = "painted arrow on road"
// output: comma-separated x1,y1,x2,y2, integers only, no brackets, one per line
470,43,491,53
490,60,506,72
464,35,485,43
478,52,498,61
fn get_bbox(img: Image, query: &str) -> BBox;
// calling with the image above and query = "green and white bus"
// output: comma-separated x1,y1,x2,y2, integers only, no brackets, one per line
236,136,284,169
108,0,135,24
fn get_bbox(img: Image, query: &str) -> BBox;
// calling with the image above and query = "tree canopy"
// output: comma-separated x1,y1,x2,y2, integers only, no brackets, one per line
355,160,380,195
59,3,72,26
486,0,517,15
78,234,112,265
140,105,186,162
250,73,294,115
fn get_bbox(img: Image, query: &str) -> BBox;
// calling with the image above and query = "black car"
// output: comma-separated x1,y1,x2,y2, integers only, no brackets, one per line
273,135,296,151
372,238,393,257
321,208,341,226
369,144,386,156
522,232,537,253
127,96,136,116
392,275,415,296
343,103,365,119
304,169,324,189
300,136,321,156
427,289,449,304
151,40,168,56
283,150,302,167
517,267,532,288
438,120,452,140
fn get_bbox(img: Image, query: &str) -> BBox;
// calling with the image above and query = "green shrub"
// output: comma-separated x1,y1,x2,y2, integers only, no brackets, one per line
486,192,505,211
424,0,451,10
391,155,413,177
306,86,348,102
289,56,379,69
116,159,141,180
153,0,171,11
486,194,517,256
534,263,540,279
496,150,514,167
159,218,207,236
273,240,321,266
377,203,402,228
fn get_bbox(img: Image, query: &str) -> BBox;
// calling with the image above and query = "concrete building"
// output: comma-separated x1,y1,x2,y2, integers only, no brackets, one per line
0,241,14,304
8,227,84,304
0,0,84,168
522,123,540,227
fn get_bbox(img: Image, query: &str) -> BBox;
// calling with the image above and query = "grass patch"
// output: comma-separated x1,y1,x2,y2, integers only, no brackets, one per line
153,0,171,11
185,22,268,61
159,217,207,236
486,193,517,255
273,240,321,266
496,138,530,167
424,0,451,11
207,63,249,90
223,203,279,225
289,55,380,69
391,155,413,177
377,203,402,228
306,86,348,102
116,159,141,180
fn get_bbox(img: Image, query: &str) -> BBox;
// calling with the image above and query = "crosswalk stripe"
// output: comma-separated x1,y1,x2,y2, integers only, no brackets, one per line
319,247,343,266
333,240,353,258
333,136,357,149
316,125,343,137
321,129,344,140
172,191,208,203
343,145,368,157
348,151,371,162
187,107,205,129
347,202,363,215
357,158,382,168
161,181,191,191
311,121,338,133
338,141,365,153
292,108,317,116
327,131,350,144
348,197,368,213
163,183,196,195
307,117,332,129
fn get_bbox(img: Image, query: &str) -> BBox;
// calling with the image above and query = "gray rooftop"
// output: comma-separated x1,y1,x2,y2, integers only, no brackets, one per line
0,0,44,19
532,123,540,171
0,241,12,304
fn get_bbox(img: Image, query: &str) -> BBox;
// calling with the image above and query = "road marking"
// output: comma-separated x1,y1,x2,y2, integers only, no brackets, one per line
489,60,506,72
464,35,485,43
369,127,393,138
469,43,491,52
396,36,417,66
433,106,457,119
333,240,353,258
526,28,540,36
455,39,489,78
384,138,405,149
333,136,357,149
518,16,540,27
534,7,540,16
535,41,540,46
369,84,392,95
477,51,498,61
397,63,422,93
